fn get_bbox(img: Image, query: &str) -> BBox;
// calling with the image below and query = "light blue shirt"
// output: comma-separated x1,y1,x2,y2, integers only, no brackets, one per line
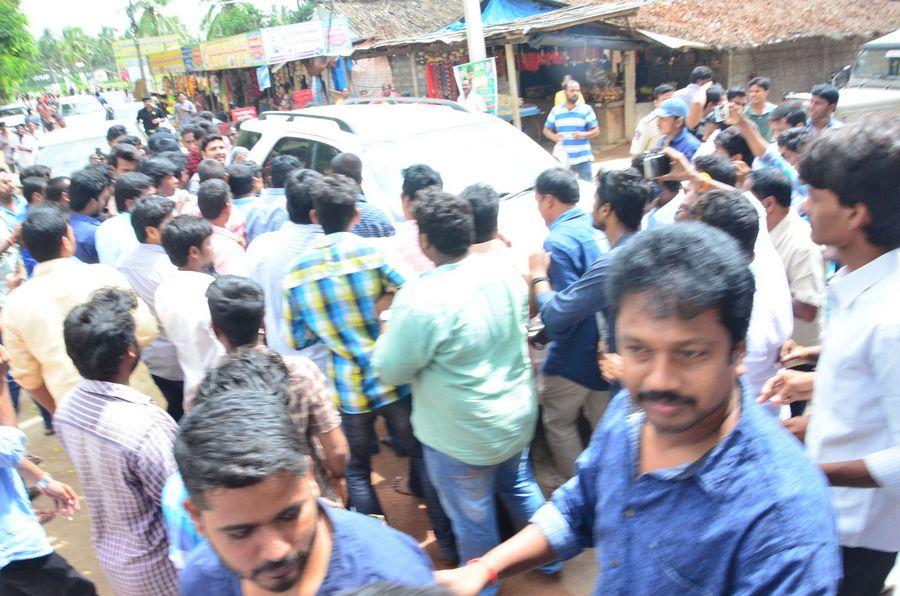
96,212,139,266
545,103,599,165
1,427,52,569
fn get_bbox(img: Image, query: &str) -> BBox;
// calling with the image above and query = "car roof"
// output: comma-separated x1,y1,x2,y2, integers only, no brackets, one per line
245,103,497,143
37,120,138,146
58,94,102,104
861,29,900,50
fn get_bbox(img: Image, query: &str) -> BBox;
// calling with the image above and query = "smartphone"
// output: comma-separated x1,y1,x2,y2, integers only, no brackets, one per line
713,103,730,123
643,153,671,179
94,147,103,157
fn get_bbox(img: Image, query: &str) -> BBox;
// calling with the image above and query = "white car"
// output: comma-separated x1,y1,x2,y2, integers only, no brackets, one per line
56,94,114,127
238,99,600,266
0,103,27,128
34,120,144,178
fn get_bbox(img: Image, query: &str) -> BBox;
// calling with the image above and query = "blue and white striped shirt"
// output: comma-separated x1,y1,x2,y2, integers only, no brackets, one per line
545,103,599,165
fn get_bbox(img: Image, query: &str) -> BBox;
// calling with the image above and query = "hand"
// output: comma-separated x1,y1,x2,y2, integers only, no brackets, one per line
758,369,815,406
783,415,810,443
39,479,79,518
434,565,491,596
657,147,695,182
552,133,564,143
0,345,9,377
733,159,751,186
5,260,24,292
781,341,820,365
725,102,746,126
599,352,623,382
88,152,104,165
32,507,56,525
570,131,584,140
528,251,550,279
692,81,713,104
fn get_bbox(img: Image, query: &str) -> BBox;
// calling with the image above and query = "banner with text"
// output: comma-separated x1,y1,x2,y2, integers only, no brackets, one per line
201,31,266,71
261,16,353,64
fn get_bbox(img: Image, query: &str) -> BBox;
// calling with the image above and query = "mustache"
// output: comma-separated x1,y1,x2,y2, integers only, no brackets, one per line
636,391,696,407
250,553,300,580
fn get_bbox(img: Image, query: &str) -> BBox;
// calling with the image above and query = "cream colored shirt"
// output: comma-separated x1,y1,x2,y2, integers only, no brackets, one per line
630,111,663,155
769,211,825,346
1,258,159,403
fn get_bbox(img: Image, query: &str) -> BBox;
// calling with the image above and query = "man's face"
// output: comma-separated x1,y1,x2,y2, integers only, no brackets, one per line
114,158,138,177
768,117,790,139
657,115,678,137
653,91,673,107
198,234,215,268
182,132,198,153
807,95,834,121
617,294,743,435
675,181,701,223
188,472,319,593
747,84,768,106
143,100,153,110
566,83,581,104
806,186,858,247
778,145,801,166
178,93,187,103
730,95,747,109
204,140,228,164
461,80,472,94
15,125,25,136
157,174,179,197
592,191,611,231
0,173,14,200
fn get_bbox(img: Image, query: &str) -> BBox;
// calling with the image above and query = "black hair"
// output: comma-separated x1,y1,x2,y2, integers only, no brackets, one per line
310,175,360,234
459,183,499,244
786,107,808,128
198,158,226,183
726,86,747,101
147,131,180,155
106,124,128,143
22,176,47,204
194,121,218,141
810,84,840,106
243,160,263,179
226,163,255,198
131,194,176,242
705,84,725,107
285,169,324,224
596,168,649,231
201,134,224,152
113,172,152,213
198,178,232,220
206,276,265,348
606,222,755,349
652,84,675,100
198,111,215,122
535,167,579,205
268,154,302,188
330,153,363,185
749,167,793,209
68,165,113,213
693,154,737,187
174,387,306,510
120,134,143,148
714,126,753,162
19,165,51,181
689,66,714,84
414,188,474,257
107,143,142,169
768,102,798,122
157,151,186,177
630,153,682,196
22,206,68,262
194,347,291,411
776,127,811,153
798,118,900,249
46,176,70,205
747,76,771,91
161,215,212,267
138,156,178,186
689,189,759,259
63,288,137,382
401,164,443,200
181,124,200,140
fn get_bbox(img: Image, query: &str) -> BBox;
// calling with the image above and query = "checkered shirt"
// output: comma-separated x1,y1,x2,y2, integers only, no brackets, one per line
284,232,409,413
54,379,179,596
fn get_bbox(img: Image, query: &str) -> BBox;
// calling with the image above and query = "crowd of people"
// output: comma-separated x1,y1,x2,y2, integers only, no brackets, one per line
0,64,897,596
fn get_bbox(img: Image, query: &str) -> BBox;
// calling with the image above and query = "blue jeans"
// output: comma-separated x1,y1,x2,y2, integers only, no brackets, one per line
569,160,593,182
423,445,562,594
341,397,456,556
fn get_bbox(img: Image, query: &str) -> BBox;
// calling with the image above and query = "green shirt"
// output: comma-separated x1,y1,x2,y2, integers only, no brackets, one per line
745,101,778,141
372,254,537,466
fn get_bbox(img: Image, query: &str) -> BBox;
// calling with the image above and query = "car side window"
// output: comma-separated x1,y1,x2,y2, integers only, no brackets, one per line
266,137,314,170
314,142,340,173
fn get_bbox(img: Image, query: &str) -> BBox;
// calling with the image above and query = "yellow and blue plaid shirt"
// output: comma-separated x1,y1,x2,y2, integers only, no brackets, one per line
284,232,409,413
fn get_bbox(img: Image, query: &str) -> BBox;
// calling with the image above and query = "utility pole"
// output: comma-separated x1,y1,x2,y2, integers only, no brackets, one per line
126,0,148,85
463,0,486,62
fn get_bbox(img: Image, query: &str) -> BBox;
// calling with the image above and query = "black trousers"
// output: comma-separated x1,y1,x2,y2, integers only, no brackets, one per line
839,545,897,596
0,553,96,596
151,375,185,422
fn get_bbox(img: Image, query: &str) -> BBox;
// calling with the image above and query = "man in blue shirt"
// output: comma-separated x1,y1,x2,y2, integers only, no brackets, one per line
437,223,841,595
543,79,600,181
654,98,702,162
330,152,395,238
67,165,113,264
176,387,435,596
531,168,607,478
805,84,844,137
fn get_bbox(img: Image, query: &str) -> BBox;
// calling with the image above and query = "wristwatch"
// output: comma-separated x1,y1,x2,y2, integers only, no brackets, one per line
37,473,53,492
530,275,549,288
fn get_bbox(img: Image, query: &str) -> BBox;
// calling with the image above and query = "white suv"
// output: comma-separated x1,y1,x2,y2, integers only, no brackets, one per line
238,99,599,265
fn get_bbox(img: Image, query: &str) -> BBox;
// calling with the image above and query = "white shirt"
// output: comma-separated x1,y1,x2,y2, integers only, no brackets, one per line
641,190,684,230
630,111,663,155
805,248,900,552
96,212,139,267
457,91,487,113
13,133,36,167
245,221,327,371
154,270,224,404
117,244,183,382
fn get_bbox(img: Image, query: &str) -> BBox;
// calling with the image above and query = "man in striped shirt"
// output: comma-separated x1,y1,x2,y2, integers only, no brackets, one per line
543,79,599,181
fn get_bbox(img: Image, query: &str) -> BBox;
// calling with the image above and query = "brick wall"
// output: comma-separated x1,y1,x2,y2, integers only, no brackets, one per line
722,35,873,100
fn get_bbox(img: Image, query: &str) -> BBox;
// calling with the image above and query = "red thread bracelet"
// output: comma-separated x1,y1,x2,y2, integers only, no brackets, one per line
466,558,498,586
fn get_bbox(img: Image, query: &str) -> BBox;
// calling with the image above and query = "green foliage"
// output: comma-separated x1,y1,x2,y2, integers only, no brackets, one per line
0,0,39,101
264,2,315,27
132,0,188,37
203,1,315,40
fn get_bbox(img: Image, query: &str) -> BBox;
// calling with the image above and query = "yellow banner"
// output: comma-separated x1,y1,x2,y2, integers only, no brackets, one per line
200,31,266,71
147,48,187,75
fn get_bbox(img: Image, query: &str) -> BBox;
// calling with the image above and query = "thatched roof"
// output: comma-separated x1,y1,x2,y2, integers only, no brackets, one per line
326,0,464,40
627,0,900,49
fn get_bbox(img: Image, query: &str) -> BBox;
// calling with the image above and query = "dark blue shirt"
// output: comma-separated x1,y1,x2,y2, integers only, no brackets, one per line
353,198,395,239
179,502,435,595
540,208,605,390
655,127,702,162
69,213,101,264
531,381,841,595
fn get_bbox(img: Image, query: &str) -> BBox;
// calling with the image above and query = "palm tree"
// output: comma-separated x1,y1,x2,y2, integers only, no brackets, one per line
131,0,187,37
201,1,264,40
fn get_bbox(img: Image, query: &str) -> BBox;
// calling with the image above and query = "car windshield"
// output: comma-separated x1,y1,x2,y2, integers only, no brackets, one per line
36,136,106,178
0,106,25,118
853,48,900,80
61,99,102,117
364,120,558,215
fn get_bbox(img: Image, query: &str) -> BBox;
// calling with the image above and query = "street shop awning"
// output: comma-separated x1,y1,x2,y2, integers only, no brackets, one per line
634,29,710,50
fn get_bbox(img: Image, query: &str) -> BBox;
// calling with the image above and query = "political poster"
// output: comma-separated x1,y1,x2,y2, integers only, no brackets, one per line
453,57,499,116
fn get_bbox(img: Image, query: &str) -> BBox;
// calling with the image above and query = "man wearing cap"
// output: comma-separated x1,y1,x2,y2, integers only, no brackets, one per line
654,98,701,162
136,97,167,136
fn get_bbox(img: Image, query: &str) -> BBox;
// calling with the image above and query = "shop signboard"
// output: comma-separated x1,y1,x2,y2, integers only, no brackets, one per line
147,48,187,75
231,106,258,122
453,57,499,116
261,16,353,64
113,35,184,66
201,31,267,71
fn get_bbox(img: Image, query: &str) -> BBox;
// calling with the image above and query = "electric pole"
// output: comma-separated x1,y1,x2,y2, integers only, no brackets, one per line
463,0,486,62
126,0,148,84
